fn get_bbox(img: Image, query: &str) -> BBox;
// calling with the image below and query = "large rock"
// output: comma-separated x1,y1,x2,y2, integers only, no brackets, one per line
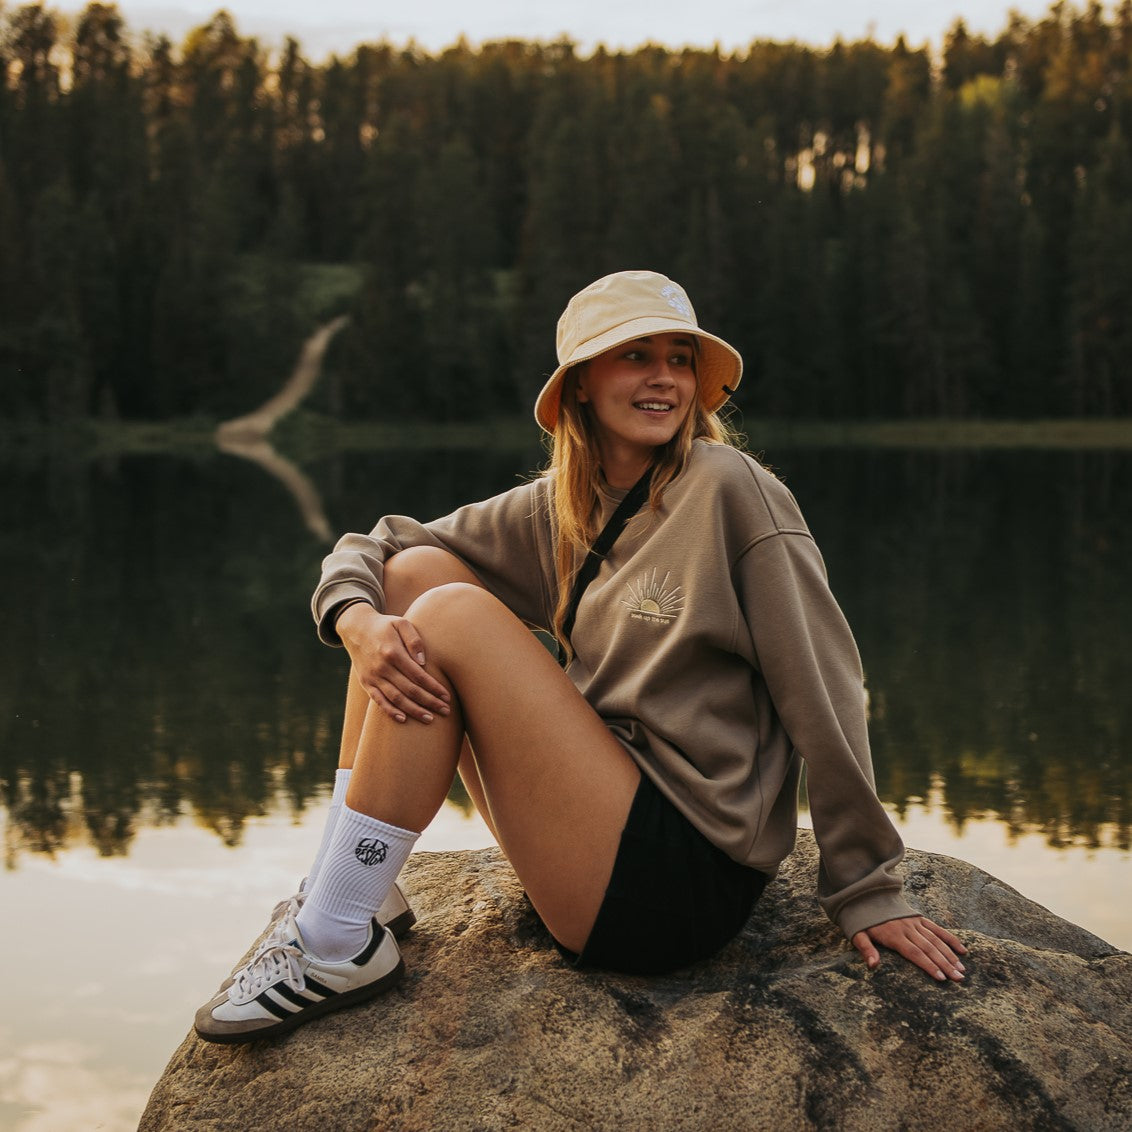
140,831,1130,1131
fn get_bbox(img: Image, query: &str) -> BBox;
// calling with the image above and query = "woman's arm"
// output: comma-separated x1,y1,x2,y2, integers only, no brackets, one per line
735,527,967,980
312,478,556,645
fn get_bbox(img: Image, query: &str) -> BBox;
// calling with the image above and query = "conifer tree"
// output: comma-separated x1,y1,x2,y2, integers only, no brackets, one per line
1067,122,1132,415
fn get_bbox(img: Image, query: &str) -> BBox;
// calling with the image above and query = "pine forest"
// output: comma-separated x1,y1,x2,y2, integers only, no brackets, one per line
2,1,1131,426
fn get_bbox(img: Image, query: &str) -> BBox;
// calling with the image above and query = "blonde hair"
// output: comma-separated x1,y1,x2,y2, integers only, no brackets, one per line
543,359,741,660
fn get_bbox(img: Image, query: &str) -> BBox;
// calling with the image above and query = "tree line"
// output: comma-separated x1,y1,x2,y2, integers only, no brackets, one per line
2,1,1131,425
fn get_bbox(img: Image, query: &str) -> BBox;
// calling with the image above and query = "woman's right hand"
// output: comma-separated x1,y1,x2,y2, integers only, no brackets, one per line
335,602,452,724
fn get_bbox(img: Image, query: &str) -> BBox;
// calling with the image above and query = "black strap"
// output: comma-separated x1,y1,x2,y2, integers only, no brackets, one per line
560,466,654,656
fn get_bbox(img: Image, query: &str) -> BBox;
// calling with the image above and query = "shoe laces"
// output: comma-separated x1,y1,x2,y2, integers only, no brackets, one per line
243,894,306,971
268,890,306,925
233,934,307,999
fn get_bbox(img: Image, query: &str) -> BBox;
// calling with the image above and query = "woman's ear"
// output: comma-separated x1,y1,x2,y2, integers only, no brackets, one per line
574,365,590,404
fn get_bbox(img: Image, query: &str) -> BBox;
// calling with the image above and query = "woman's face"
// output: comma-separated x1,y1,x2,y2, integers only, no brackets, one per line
575,332,697,483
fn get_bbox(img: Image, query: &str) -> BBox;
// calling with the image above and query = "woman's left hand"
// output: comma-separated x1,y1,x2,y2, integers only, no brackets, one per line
852,916,968,982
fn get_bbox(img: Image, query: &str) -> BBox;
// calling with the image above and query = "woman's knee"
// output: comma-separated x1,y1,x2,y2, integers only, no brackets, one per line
406,582,522,656
383,547,481,614
403,581,495,633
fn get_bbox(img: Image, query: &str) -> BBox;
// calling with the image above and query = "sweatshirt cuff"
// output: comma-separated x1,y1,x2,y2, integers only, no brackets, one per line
833,890,919,940
314,585,380,646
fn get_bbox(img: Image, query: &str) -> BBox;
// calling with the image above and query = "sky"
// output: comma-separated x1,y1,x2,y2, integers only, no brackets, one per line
94,0,1064,58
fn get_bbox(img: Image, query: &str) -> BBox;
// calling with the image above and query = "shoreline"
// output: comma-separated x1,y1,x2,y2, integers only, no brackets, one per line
4,415,1132,459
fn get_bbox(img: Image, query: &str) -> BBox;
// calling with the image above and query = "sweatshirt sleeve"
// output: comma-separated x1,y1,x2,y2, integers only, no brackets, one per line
734,528,917,938
311,478,556,645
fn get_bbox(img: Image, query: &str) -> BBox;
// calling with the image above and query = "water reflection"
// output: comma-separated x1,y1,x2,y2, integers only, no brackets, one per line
215,433,335,544
0,444,542,866
1,442,1128,866
777,448,1130,853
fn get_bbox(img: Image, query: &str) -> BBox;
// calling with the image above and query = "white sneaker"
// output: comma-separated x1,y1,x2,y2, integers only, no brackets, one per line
195,910,404,1044
374,881,417,939
218,880,415,992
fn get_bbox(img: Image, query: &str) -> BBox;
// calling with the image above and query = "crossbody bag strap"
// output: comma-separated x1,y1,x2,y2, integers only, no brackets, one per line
560,465,654,659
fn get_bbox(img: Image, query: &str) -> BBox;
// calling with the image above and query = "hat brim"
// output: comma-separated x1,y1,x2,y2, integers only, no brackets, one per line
534,316,743,433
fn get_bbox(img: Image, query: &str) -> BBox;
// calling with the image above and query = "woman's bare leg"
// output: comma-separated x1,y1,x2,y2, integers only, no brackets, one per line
343,548,639,953
457,737,498,842
342,669,498,839
337,544,481,771
338,547,505,839
337,669,369,771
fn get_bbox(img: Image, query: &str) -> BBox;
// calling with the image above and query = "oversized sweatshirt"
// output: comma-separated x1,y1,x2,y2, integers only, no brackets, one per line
311,439,917,939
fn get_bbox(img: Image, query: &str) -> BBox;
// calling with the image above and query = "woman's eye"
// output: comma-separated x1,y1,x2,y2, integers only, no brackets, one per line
670,353,691,367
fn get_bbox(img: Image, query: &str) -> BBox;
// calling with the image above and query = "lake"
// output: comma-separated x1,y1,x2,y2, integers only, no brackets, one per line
1,431,1129,1131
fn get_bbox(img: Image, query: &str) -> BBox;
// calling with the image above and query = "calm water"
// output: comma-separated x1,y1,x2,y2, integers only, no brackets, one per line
2,436,1129,1130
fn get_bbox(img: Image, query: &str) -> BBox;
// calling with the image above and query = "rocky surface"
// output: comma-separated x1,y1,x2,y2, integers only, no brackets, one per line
140,831,1130,1131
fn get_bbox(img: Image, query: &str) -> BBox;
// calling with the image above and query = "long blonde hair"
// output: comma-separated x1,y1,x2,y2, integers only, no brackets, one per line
543,359,741,660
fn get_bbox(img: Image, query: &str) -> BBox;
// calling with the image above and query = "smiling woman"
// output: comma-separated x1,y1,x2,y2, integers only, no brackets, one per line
3,422,1128,1128
572,333,699,486
192,268,967,1048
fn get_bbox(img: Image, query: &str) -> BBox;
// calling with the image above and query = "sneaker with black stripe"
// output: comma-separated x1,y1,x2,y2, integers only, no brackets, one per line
216,880,415,994
194,909,404,1044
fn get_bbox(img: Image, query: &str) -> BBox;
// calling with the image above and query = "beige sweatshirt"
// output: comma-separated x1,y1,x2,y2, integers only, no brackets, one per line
312,440,917,939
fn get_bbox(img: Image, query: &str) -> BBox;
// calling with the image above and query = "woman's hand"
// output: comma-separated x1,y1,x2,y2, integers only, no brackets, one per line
852,916,968,983
336,602,452,724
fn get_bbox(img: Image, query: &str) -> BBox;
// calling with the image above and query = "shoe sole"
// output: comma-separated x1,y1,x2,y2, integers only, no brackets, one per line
196,955,406,1045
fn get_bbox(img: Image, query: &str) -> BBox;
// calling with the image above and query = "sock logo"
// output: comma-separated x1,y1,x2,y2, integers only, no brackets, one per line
354,837,388,866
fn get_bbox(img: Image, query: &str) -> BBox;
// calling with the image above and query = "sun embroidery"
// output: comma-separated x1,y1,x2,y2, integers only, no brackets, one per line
622,570,684,625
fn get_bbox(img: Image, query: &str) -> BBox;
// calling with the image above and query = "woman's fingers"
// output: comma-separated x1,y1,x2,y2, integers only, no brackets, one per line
391,615,428,668
851,931,882,970
337,606,451,723
853,916,968,983
924,918,968,954
367,666,450,723
363,647,451,724
389,618,451,701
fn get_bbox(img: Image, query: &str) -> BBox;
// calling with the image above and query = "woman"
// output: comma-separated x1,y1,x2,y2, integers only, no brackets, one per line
195,269,966,1044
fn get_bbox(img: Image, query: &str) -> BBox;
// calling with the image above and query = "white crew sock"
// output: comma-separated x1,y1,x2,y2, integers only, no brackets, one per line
302,768,352,892
295,804,419,961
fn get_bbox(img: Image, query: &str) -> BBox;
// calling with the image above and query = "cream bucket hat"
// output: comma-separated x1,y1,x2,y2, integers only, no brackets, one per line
535,269,743,433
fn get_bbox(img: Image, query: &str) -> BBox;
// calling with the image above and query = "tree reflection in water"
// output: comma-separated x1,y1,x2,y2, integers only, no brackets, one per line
1,442,1128,865
786,446,1131,852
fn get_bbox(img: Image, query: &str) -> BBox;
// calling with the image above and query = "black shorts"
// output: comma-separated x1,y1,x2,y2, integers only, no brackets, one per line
557,773,769,975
